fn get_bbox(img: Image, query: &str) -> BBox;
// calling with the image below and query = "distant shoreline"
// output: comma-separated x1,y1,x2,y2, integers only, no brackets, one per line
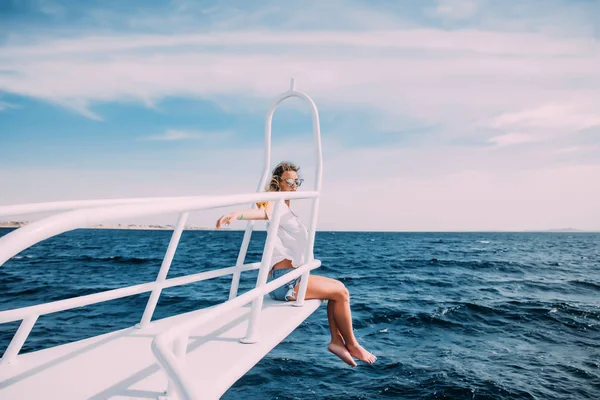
0,222,224,231
0,222,596,232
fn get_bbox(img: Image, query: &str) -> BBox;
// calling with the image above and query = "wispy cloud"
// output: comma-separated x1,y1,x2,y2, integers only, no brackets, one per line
484,103,600,147
0,100,19,111
488,132,542,148
54,98,102,120
430,0,479,20
553,145,600,155
3,29,597,57
140,129,228,141
37,0,67,17
553,146,582,154
1,29,598,132
489,104,600,132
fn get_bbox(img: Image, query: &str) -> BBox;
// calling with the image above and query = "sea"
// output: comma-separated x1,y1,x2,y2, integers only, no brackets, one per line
1,228,599,399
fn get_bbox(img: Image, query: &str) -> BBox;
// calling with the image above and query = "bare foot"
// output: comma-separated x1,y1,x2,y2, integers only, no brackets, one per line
346,343,377,364
328,342,357,367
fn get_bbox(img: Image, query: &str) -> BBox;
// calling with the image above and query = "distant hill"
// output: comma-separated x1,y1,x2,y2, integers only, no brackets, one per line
0,221,26,228
0,221,220,230
544,228,586,232
521,228,588,232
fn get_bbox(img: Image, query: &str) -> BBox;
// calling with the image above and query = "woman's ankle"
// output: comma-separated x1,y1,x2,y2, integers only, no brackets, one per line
329,334,345,346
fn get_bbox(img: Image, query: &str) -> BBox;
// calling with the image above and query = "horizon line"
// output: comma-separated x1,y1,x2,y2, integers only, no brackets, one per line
0,224,598,233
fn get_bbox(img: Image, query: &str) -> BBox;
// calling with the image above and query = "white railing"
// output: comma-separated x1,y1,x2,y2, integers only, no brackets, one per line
0,192,316,267
0,196,204,218
151,259,321,400
0,79,324,399
148,78,325,400
228,78,323,302
0,191,318,366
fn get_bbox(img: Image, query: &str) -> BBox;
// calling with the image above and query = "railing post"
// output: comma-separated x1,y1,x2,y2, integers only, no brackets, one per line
137,212,189,329
293,270,310,308
294,196,319,307
240,199,284,344
229,217,257,300
0,315,38,365
258,79,322,309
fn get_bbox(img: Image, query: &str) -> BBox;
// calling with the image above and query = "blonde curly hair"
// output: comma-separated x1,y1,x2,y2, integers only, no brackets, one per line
257,161,300,209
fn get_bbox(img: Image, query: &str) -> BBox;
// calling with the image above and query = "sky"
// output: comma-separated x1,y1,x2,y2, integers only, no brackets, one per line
1,0,599,231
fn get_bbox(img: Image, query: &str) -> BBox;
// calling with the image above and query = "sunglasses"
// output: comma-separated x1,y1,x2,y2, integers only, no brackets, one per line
283,178,304,187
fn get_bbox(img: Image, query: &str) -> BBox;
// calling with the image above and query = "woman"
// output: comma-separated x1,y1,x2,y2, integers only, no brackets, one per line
216,161,376,366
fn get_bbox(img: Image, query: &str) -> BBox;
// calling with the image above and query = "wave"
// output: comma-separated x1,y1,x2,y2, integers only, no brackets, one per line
568,279,600,292
356,308,466,330
10,255,34,260
353,299,584,331
0,272,25,284
75,255,163,265
397,258,528,271
3,287,45,297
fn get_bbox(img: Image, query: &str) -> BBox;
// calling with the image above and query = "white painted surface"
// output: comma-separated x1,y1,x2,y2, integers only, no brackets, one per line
0,191,319,267
0,297,322,399
0,197,204,217
0,79,325,399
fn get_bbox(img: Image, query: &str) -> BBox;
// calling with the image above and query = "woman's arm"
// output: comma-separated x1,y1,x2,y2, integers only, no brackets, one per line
215,206,269,229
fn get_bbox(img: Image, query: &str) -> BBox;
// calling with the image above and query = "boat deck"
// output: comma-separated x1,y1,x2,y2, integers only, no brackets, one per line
0,297,322,399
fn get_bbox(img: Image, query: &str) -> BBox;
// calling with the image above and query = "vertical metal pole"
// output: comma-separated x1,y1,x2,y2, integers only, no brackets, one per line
229,219,256,300
137,212,189,329
0,315,38,365
295,86,322,307
294,196,319,307
230,89,278,299
240,199,284,344
293,268,309,307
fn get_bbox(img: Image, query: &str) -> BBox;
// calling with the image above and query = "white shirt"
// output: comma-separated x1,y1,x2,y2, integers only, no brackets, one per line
265,203,309,269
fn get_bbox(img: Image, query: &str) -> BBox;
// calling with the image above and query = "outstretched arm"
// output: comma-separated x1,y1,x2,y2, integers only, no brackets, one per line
215,205,270,229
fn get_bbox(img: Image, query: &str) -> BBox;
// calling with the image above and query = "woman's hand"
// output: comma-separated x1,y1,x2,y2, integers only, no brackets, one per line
215,208,267,228
216,211,242,229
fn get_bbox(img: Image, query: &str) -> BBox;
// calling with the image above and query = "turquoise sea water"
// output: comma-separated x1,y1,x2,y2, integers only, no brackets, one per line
1,229,599,399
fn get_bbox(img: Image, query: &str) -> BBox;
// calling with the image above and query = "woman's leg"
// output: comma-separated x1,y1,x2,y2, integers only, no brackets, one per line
292,274,376,365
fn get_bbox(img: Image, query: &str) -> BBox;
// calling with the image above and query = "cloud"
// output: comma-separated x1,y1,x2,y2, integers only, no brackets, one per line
488,132,542,147
0,101,19,111
2,29,597,57
37,0,67,17
483,103,600,147
1,29,598,134
140,129,228,141
430,0,479,20
54,98,103,120
1,26,598,163
489,104,600,132
553,146,582,154
552,145,600,155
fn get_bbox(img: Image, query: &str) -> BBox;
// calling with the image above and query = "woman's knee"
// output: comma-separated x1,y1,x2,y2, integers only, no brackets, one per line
334,282,350,302
304,275,349,301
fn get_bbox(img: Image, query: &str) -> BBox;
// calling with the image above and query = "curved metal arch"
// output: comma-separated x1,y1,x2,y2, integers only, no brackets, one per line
258,78,323,193
229,79,324,300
